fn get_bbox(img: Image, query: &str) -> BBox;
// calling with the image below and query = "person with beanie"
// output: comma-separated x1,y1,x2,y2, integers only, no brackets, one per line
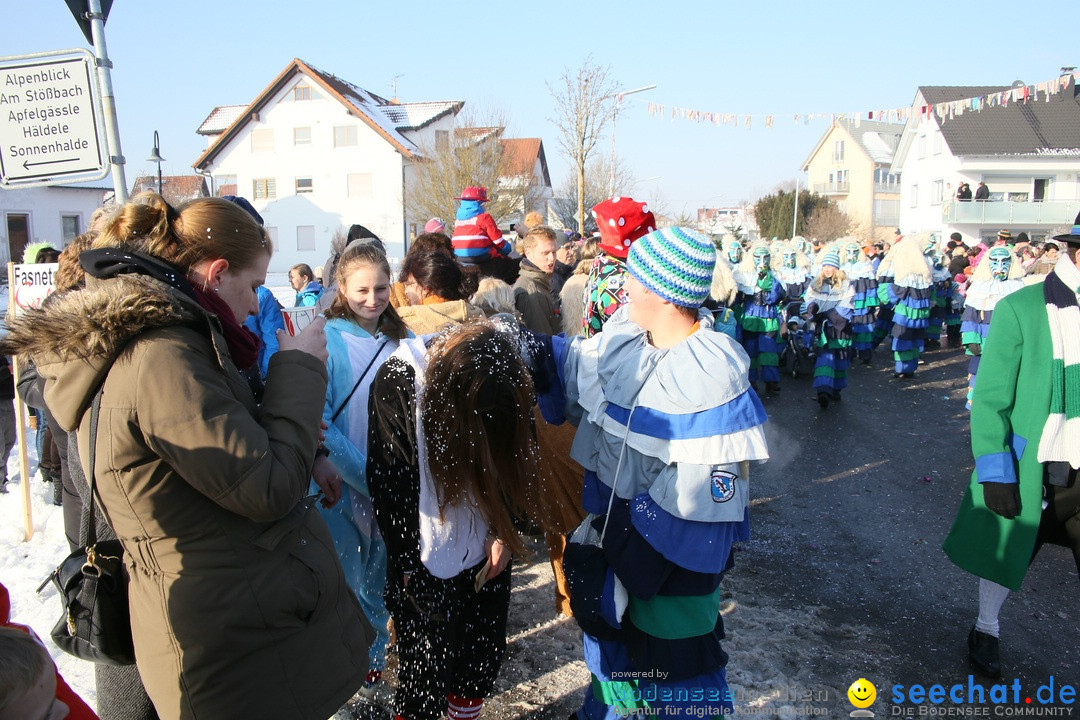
581,196,656,337
423,217,446,234
944,212,1080,679
451,186,511,265
803,250,854,408
533,226,769,720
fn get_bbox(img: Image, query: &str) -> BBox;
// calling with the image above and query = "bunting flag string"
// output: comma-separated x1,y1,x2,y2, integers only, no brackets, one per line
643,72,1078,130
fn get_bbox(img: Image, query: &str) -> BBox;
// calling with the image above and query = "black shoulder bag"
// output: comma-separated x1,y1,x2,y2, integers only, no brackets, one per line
44,389,136,665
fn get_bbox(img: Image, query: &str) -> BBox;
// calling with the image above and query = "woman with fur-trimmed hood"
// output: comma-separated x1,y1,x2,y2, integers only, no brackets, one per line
735,241,786,394
878,234,935,377
0,193,373,720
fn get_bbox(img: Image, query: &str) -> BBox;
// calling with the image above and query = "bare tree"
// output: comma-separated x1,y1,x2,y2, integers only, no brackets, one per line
550,155,637,232
407,109,544,230
803,204,853,243
548,58,621,234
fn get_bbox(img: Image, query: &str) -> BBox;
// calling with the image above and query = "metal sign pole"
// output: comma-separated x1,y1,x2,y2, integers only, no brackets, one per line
86,0,126,202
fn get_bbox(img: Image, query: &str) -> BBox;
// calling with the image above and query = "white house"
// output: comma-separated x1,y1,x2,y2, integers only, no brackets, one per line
891,78,1080,245
0,182,112,265
193,58,464,271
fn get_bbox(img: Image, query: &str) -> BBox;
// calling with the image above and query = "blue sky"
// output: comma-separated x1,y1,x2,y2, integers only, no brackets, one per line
4,0,1075,216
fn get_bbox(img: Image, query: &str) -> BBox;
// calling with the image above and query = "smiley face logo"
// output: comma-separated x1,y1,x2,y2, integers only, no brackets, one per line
847,678,877,709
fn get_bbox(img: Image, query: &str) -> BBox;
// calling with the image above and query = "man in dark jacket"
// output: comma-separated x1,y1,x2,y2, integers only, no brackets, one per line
974,182,990,201
513,226,561,334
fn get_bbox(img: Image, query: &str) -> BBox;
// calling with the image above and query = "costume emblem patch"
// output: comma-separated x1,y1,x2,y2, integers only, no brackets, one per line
710,468,737,503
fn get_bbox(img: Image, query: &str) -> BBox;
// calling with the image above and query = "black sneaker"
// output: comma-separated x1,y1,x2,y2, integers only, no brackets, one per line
766,381,781,394
968,625,1001,678
831,391,842,402
817,392,830,409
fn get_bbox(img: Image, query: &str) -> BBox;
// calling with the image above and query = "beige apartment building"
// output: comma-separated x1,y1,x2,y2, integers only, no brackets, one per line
802,119,904,242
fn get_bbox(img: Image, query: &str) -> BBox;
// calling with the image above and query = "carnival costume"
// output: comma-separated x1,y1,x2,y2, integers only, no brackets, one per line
736,244,785,391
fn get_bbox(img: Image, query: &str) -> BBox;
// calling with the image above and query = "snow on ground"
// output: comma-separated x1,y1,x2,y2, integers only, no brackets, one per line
0,276,848,717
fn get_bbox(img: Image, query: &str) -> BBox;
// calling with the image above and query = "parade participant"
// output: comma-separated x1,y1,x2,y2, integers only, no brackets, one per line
773,241,811,301
316,241,411,696
367,321,539,720
451,185,512,265
872,245,896,351
925,249,955,349
0,193,373,720
736,242,785,394
877,236,933,378
960,245,1025,407
581,196,656,337
839,238,879,364
943,214,1080,679
542,227,769,719
289,263,324,307
398,250,484,335
803,250,854,408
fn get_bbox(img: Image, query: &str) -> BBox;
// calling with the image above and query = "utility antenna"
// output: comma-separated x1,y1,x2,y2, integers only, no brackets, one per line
390,74,405,97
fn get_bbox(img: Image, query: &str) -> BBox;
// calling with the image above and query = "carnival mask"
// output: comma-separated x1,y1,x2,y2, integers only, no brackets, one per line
753,248,771,275
782,249,797,269
988,247,1012,280
845,243,861,265
726,243,743,264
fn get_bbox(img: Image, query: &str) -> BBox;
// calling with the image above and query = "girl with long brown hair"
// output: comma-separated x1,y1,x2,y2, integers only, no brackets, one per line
367,319,539,720
314,240,410,693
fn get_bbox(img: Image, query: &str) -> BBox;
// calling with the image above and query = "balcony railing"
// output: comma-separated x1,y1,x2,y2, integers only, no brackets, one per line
942,199,1080,225
874,183,901,194
813,182,849,195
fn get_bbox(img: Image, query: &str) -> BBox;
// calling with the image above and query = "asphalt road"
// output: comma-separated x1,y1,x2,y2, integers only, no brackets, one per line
739,341,1079,714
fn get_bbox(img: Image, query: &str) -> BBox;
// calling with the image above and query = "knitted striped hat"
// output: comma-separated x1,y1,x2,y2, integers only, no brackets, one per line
626,227,715,307
821,250,840,269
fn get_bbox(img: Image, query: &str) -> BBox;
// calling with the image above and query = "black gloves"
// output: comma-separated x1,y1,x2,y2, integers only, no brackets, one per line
982,482,1020,519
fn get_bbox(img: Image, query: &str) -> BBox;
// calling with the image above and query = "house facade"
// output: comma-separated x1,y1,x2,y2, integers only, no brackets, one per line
891,80,1080,245
0,183,111,265
498,137,553,218
130,175,209,205
802,119,903,242
193,59,463,270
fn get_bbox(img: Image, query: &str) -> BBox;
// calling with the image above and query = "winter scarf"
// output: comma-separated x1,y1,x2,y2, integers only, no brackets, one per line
1037,254,1080,474
191,285,261,371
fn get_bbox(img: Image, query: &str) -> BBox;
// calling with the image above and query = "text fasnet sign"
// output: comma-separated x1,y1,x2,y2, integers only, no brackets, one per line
9,263,58,315
0,48,107,188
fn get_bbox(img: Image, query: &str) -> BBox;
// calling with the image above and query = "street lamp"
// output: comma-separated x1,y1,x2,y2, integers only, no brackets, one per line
608,85,656,196
147,131,165,196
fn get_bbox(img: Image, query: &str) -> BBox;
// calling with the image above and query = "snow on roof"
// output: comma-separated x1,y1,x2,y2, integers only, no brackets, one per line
381,101,462,130
197,105,248,135
861,131,900,164
301,62,423,154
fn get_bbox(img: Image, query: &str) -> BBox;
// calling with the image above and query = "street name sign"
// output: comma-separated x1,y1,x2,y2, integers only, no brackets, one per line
0,48,108,188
